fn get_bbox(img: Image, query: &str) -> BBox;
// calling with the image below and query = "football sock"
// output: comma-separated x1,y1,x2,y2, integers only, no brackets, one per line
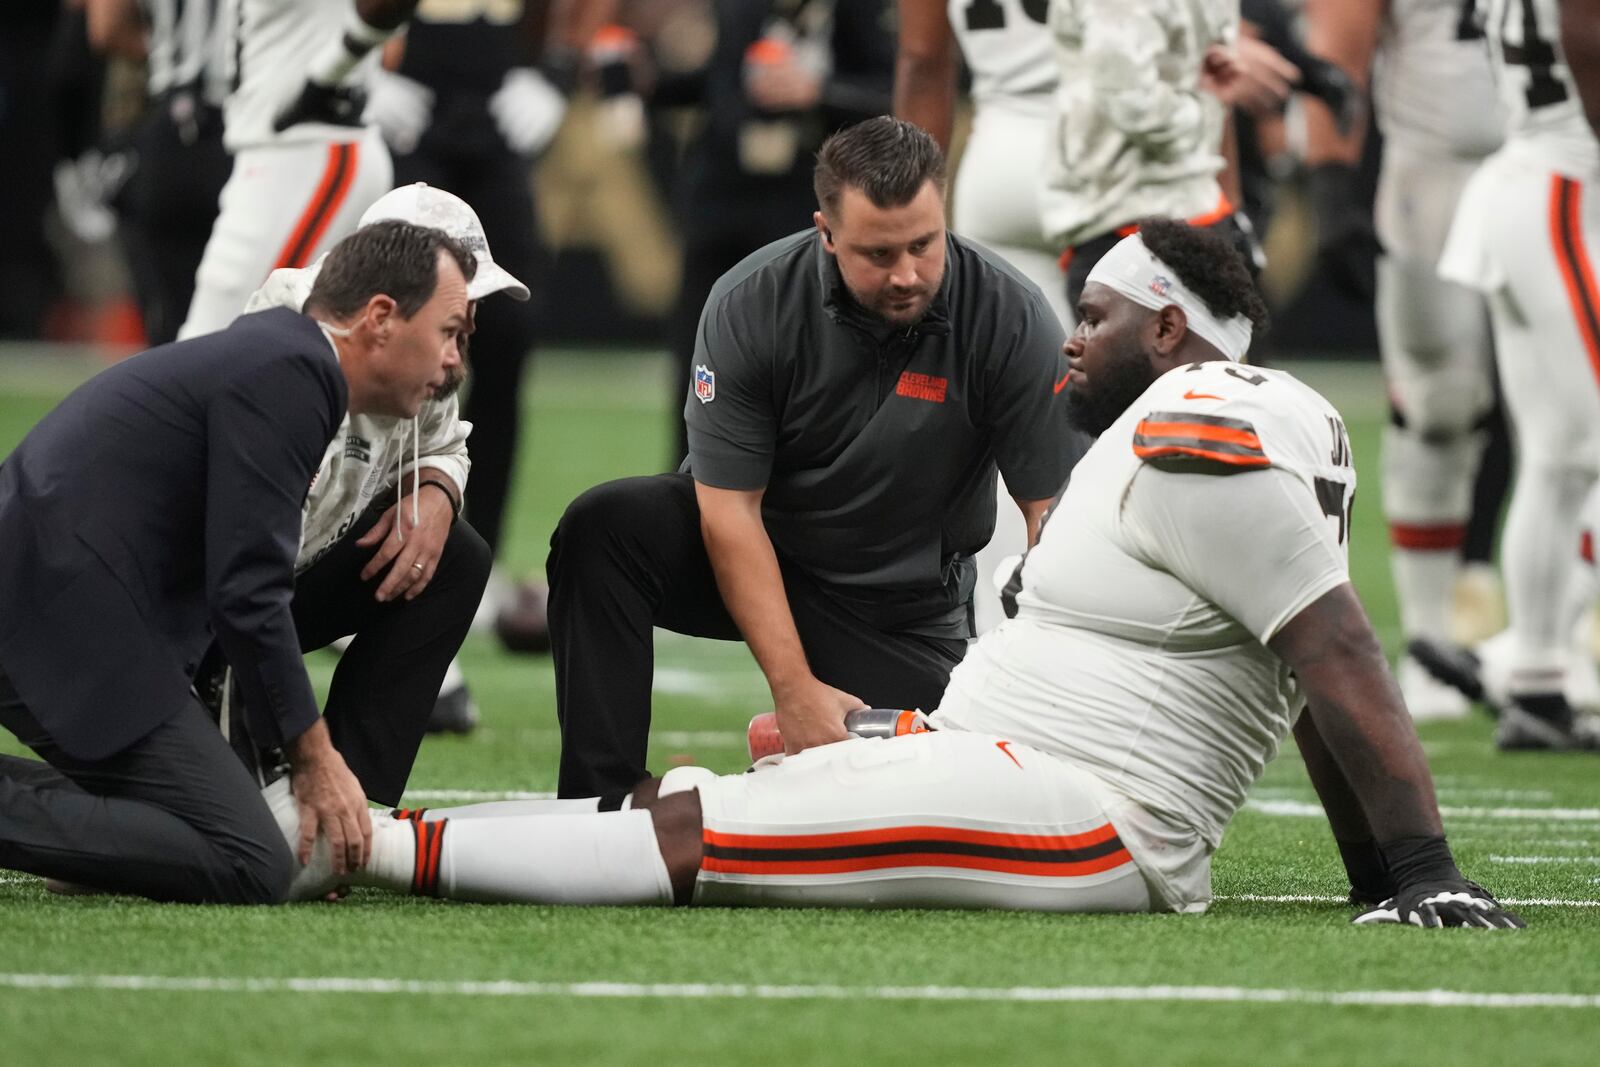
422,809,674,904
1502,460,1593,688
1381,422,1477,640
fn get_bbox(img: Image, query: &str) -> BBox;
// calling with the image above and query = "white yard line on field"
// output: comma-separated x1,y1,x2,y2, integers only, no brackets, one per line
1488,855,1600,865
1,973,1597,1009
1245,799,1600,821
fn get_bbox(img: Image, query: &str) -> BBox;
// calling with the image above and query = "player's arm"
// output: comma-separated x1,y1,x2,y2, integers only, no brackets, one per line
1013,496,1051,548
1269,585,1522,928
1301,0,1381,164
275,0,425,131
1561,0,1600,140
1291,708,1390,905
893,0,960,153
1301,0,1384,300
85,0,147,59
695,482,857,754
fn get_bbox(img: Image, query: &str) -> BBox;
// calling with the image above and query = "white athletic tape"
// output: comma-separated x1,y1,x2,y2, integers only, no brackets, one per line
1,973,1598,1009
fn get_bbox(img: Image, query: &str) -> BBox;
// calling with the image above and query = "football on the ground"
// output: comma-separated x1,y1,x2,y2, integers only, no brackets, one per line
494,579,552,654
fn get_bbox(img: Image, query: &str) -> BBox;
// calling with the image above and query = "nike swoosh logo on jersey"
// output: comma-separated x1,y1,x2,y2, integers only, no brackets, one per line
1183,389,1225,401
1053,370,1072,394
996,740,1023,769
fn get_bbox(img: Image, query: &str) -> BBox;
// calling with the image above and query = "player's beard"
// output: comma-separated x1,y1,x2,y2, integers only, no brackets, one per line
1065,341,1158,437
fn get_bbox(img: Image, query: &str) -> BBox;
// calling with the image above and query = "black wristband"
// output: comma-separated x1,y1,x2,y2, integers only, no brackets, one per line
1376,834,1462,889
418,478,461,521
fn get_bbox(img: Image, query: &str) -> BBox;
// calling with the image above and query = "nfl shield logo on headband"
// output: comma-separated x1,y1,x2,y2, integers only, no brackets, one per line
694,365,716,404
1149,274,1173,298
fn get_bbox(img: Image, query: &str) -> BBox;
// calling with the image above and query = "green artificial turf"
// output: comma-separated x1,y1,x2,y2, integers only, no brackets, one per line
1,350,1597,1067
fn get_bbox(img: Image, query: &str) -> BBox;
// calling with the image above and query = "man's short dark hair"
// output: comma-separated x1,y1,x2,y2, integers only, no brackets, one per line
1136,218,1270,340
305,219,478,320
813,116,947,217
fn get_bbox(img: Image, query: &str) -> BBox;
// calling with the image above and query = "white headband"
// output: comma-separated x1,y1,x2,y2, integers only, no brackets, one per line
1083,233,1252,361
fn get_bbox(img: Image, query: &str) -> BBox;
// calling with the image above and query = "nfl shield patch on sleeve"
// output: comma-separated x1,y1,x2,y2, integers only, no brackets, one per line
694,364,716,404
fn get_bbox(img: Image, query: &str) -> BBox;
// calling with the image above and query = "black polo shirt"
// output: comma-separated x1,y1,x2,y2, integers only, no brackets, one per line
683,229,1077,638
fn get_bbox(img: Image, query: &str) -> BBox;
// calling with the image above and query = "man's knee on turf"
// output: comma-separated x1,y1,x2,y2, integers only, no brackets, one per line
439,515,493,588
217,832,296,905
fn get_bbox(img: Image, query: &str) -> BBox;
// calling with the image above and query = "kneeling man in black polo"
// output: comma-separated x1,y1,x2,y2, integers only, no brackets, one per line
548,117,1085,799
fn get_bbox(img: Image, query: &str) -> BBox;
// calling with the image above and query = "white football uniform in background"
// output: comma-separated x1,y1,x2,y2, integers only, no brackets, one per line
1440,0,1600,694
1038,0,1235,250
944,0,1070,634
179,0,394,339
694,362,1353,914
1369,0,1505,715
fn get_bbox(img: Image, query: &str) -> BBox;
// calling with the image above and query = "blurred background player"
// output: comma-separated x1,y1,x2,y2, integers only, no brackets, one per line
1427,0,1600,748
365,0,566,659
894,0,1087,636
1040,0,1249,311
177,0,424,339
86,0,232,346
1302,0,1508,720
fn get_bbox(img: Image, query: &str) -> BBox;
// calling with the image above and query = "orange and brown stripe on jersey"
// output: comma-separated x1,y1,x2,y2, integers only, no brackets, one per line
1133,411,1269,474
700,823,1133,878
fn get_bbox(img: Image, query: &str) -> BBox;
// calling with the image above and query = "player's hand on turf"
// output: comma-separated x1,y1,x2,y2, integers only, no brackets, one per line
367,69,435,155
273,80,368,133
490,67,567,157
287,722,372,876
772,677,859,755
1352,879,1525,929
358,487,455,602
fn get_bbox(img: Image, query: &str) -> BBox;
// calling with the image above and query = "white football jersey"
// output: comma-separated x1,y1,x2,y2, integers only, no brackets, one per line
222,0,381,150
1373,0,1504,158
1476,0,1599,173
937,361,1355,850
1039,0,1233,248
949,0,1057,103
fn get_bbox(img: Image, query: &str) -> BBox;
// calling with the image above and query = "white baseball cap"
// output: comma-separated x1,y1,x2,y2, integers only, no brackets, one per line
359,182,531,302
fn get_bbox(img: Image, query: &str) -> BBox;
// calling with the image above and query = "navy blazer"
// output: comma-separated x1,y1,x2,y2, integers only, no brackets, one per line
0,308,346,761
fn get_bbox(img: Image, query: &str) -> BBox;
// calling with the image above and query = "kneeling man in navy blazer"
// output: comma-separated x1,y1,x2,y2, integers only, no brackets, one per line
0,220,480,903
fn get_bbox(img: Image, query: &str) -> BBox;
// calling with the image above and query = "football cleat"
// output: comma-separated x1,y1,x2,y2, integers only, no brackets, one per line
426,683,480,736
1406,636,1490,710
1494,692,1600,753
1396,654,1470,721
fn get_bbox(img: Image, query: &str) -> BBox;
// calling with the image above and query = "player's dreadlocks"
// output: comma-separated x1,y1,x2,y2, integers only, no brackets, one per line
1136,217,1270,340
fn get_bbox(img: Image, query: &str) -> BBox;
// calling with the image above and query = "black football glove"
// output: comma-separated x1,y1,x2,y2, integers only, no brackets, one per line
274,81,368,133
1351,835,1525,929
1308,162,1381,303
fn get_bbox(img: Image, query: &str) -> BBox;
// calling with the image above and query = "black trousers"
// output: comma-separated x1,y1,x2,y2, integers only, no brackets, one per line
396,147,544,558
0,667,294,904
547,473,967,798
290,498,492,805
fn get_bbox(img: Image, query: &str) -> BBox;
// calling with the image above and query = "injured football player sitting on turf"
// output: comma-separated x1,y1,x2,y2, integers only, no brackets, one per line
271,221,1523,929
